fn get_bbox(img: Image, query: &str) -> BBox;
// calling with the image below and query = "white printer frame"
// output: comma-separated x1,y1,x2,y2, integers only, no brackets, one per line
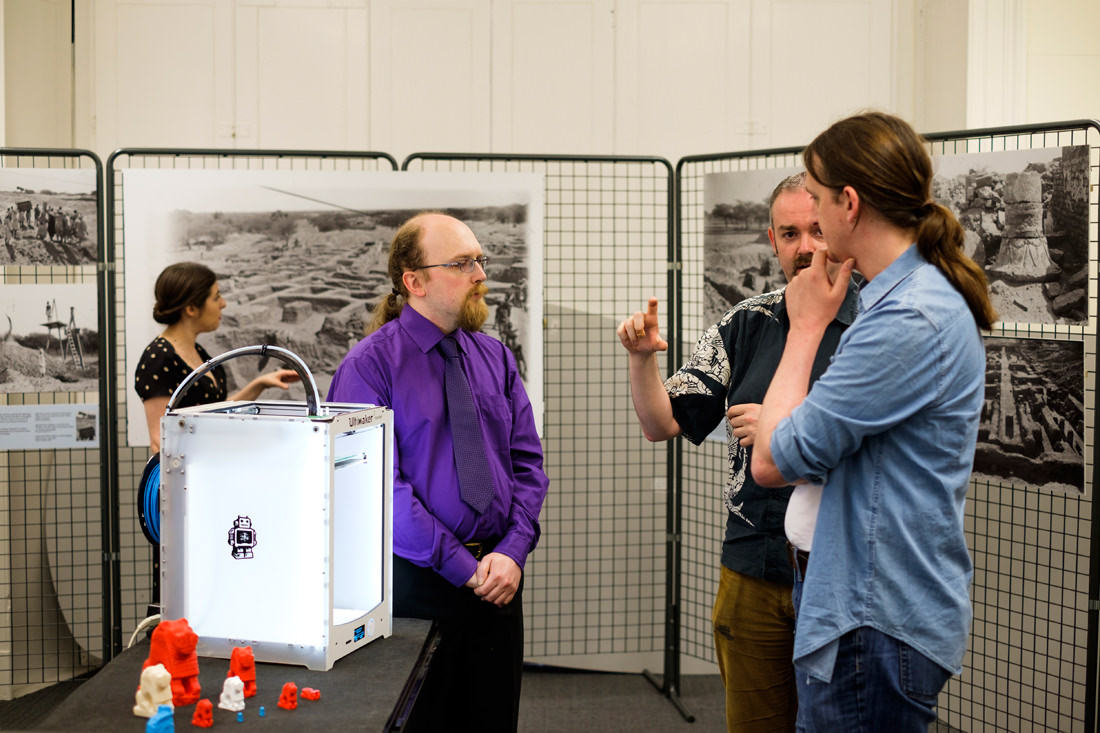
157,347,393,671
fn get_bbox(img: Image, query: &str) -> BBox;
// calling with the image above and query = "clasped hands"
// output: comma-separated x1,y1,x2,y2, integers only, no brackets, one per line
466,552,521,607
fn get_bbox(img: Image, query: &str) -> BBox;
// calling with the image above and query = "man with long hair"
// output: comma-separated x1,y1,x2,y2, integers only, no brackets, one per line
617,173,859,731
329,212,548,732
752,112,994,731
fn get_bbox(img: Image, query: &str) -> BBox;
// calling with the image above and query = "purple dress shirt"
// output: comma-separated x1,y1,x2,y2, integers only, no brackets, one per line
328,305,548,587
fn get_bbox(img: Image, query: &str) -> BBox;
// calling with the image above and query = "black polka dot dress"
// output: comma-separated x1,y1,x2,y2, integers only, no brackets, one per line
134,336,227,408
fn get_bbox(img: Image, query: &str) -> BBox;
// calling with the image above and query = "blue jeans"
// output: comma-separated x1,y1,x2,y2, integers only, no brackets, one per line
793,624,950,732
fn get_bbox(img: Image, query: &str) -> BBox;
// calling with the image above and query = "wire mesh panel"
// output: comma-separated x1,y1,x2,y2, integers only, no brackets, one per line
0,150,105,697
676,121,1100,732
675,147,803,668
923,122,1099,733
105,149,399,655
403,154,675,669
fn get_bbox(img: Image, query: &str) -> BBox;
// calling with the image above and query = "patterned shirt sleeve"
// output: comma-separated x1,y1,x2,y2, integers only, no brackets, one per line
664,321,730,445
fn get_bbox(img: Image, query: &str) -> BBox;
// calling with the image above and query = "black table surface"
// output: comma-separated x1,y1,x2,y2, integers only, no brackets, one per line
38,618,434,732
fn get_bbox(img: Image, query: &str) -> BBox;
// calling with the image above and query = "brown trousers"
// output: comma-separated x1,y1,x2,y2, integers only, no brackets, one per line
712,565,798,732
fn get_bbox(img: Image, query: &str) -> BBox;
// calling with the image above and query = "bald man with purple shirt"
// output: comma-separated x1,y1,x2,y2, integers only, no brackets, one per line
328,212,548,732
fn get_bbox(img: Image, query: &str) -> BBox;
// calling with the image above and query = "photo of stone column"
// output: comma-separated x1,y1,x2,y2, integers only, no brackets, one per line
988,171,1059,283
932,145,1090,325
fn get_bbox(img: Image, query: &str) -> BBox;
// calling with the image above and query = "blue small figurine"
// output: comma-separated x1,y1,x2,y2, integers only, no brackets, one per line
146,704,174,733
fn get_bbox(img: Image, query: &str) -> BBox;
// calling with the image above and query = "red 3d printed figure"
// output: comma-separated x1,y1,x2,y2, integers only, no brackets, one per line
278,682,298,710
191,699,214,728
228,646,257,698
144,617,201,705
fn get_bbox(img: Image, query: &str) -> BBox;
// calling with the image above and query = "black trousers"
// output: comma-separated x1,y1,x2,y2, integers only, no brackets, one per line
393,554,524,733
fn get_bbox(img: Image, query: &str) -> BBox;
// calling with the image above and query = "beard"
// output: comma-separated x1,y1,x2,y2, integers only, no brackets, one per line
792,252,814,274
457,283,490,331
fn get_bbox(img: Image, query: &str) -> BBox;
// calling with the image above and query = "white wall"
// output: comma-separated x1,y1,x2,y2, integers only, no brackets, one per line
1025,0,1100,124
3,0,71,147
5,1,1100,157
0,2,6,143
914,0,969,133
0,0,912,162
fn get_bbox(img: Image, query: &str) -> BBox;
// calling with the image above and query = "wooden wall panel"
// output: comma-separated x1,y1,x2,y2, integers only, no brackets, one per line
491,0,614,155
96,1,221,151
615,0,753,162
235,2,368,150
369,0,491,161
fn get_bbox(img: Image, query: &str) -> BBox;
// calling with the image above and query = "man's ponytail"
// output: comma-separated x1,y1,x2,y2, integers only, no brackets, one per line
804,112,997,330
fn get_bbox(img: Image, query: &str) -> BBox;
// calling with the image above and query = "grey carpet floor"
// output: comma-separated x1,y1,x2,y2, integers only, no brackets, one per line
0,678,86,732
519,668,726,732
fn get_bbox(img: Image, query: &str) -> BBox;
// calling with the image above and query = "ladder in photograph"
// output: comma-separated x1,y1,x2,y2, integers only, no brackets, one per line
65,307,84,369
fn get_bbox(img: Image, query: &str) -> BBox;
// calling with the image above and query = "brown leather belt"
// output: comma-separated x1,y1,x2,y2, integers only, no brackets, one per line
787,541,810,577
464,539,498,561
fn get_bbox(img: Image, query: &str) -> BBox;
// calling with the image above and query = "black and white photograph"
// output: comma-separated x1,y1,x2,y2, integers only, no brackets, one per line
121,169,544,448
75,410,97,442
974,336,1086,494
0,282,99,394
0,168,97,266
702,145,1090,329
932,145,1090,326
702,166,802,325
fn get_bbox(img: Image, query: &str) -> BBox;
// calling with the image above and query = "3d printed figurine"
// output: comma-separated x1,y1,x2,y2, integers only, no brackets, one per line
277,682,298,710
218,675,246,712
301,687,321,701
144,618,201,706
190,699,214,728
146,704,174,733
134,663,174,718
228,645,257,697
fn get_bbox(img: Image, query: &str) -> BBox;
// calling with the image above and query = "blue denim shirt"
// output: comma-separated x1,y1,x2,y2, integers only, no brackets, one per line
771,245,984,682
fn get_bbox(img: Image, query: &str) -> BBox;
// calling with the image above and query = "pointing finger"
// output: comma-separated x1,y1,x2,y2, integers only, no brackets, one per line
640,297,661,336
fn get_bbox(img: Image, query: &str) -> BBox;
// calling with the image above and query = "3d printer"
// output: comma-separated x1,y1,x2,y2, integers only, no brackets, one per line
156,345,393,671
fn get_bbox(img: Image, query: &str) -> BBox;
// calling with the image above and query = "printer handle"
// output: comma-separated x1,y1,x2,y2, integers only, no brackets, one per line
166,344,323,417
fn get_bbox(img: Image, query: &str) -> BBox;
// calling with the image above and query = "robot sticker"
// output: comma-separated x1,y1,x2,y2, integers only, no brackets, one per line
228,516,258,559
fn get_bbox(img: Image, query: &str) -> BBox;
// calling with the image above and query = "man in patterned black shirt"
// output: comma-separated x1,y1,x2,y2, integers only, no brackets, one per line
616,172,859,732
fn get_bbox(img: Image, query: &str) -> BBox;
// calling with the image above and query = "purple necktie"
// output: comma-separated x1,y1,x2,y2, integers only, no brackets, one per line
439,336,495,513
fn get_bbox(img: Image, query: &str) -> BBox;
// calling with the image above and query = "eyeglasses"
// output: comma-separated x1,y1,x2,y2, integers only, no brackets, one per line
417,256,490,273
